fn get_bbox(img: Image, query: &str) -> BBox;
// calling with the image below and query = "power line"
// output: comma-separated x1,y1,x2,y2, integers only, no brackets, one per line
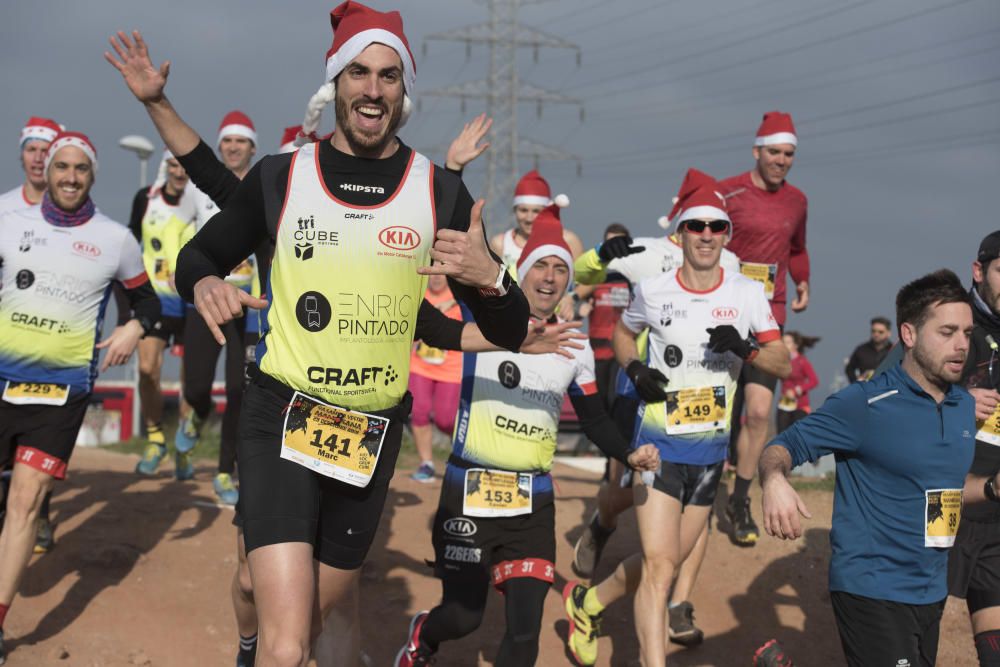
587,96,1000,170
591,76,1000,164
571,0,974,100
585,31,1000,122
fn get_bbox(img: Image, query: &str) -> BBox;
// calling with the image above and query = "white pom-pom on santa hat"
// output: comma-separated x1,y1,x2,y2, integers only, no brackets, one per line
657,215,670,229
300,1,416,141
553,193,569,208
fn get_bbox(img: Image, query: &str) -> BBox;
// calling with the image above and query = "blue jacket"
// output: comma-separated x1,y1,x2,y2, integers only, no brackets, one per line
770,361,975,605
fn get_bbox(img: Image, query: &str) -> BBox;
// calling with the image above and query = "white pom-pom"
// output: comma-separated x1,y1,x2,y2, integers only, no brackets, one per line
657,215,671,229
553,193,570,208
671,196,679,205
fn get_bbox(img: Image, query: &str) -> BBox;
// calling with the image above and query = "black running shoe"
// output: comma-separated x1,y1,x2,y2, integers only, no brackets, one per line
668,601,704,647
34,516,55,554
236,633,257,667
726,496,760,546
572,511,615,578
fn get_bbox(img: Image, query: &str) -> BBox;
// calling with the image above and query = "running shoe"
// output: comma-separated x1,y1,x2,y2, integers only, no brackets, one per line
394,611,434,667
175,450,195,481
563,581,600,666
174,414,202,454
753,638,794,666
409,463,436,483
236,634,257,667
135,443,167,475
726,496,760,546
33,516,55,554
572,511,615,579
668,601,704,647
214,473,239,506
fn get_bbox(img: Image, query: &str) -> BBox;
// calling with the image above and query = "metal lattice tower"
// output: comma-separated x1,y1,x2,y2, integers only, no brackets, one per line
423,0,583,223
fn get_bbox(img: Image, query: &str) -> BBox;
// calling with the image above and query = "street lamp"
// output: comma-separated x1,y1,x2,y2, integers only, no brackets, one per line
118,134,155,187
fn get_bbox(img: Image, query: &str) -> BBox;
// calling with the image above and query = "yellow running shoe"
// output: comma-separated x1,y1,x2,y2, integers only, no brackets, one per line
563,581,600,666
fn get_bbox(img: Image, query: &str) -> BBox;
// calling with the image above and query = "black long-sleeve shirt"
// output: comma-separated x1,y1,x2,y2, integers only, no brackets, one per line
845,340,892,383
175,138,527,352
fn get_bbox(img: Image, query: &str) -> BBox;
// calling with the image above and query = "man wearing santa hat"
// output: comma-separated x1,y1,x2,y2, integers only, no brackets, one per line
567,169,743,646
169,2,529,664
395,202,658,667
562,172,789,667
0,116,63,556
720,111,810,547
490,169,583,267
0,117,61,215
0,131,160,663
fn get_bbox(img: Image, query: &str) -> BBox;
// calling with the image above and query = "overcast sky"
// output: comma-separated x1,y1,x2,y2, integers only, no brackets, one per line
2,0,998,398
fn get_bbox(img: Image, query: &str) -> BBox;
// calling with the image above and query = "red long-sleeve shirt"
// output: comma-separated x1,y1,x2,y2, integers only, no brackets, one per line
781,354,819,411
719,171,809,326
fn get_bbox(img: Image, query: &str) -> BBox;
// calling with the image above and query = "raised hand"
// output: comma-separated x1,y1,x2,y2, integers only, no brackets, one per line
105,30,170,104
597,236,645,263
418,199,502,289
446,114,493,171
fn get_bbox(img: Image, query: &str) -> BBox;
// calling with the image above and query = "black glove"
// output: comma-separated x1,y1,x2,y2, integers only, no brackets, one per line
706,325,754,359
597,236,645,263
626,360,669,403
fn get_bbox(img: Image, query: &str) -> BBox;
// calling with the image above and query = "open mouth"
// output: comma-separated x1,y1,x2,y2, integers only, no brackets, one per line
536,286,556,297
353,103,386,131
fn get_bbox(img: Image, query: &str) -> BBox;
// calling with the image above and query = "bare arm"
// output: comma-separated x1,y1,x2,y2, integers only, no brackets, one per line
105,30,200,156
753,338,792,379
759,444,812,540
489,232,505,258
460,319,585,357
963,470,1000,505
563,229,585,259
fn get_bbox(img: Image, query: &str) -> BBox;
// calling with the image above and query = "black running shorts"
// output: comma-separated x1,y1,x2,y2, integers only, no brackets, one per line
948,518,1000,609
146,315,185,344
830,591,945,667
741,360,779,392
0,390,90,479
628,460,724,507
237,369,410,569
432,462,556,590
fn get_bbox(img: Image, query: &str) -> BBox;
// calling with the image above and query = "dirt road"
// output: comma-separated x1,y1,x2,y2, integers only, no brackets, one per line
2,448,977,666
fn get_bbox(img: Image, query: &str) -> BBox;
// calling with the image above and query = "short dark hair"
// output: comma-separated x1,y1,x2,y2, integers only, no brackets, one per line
604,222,630,239
870,316,891,329
895,269,969,337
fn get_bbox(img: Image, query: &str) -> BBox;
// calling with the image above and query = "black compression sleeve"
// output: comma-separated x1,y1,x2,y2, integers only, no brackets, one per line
442,184,529,352
124,280,161,324
414,300,465,351
128,188,149,243
112,282,131,326
175,162,269,303
570,392,632,464
175,139,241,209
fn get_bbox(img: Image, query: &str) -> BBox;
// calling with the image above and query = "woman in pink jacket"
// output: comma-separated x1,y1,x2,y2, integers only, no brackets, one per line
776,331,820,433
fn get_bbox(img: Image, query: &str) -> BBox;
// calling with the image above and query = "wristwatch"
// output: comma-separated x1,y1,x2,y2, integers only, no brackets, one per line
745,335,760,363
478,264,511,298
986,475,1000,504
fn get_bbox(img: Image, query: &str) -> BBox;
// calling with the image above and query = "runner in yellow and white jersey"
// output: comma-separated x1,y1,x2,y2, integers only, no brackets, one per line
0,132,159,663
173,4,530,664
395,203,658,667
563,172,789,667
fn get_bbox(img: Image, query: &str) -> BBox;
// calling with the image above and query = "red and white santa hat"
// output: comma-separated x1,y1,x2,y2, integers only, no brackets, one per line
280,126,303,153
298,1,416,143
516,200,573,285
217,110,257,147
21,117,62,147
44,131,98,174
754,110,797,147
670,168,729,226
512,169,570,209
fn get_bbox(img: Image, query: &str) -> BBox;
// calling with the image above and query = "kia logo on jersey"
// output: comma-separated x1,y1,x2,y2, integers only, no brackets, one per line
72,241,101,258
712,307,738,321
378,226,421,251
443,518,477,537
